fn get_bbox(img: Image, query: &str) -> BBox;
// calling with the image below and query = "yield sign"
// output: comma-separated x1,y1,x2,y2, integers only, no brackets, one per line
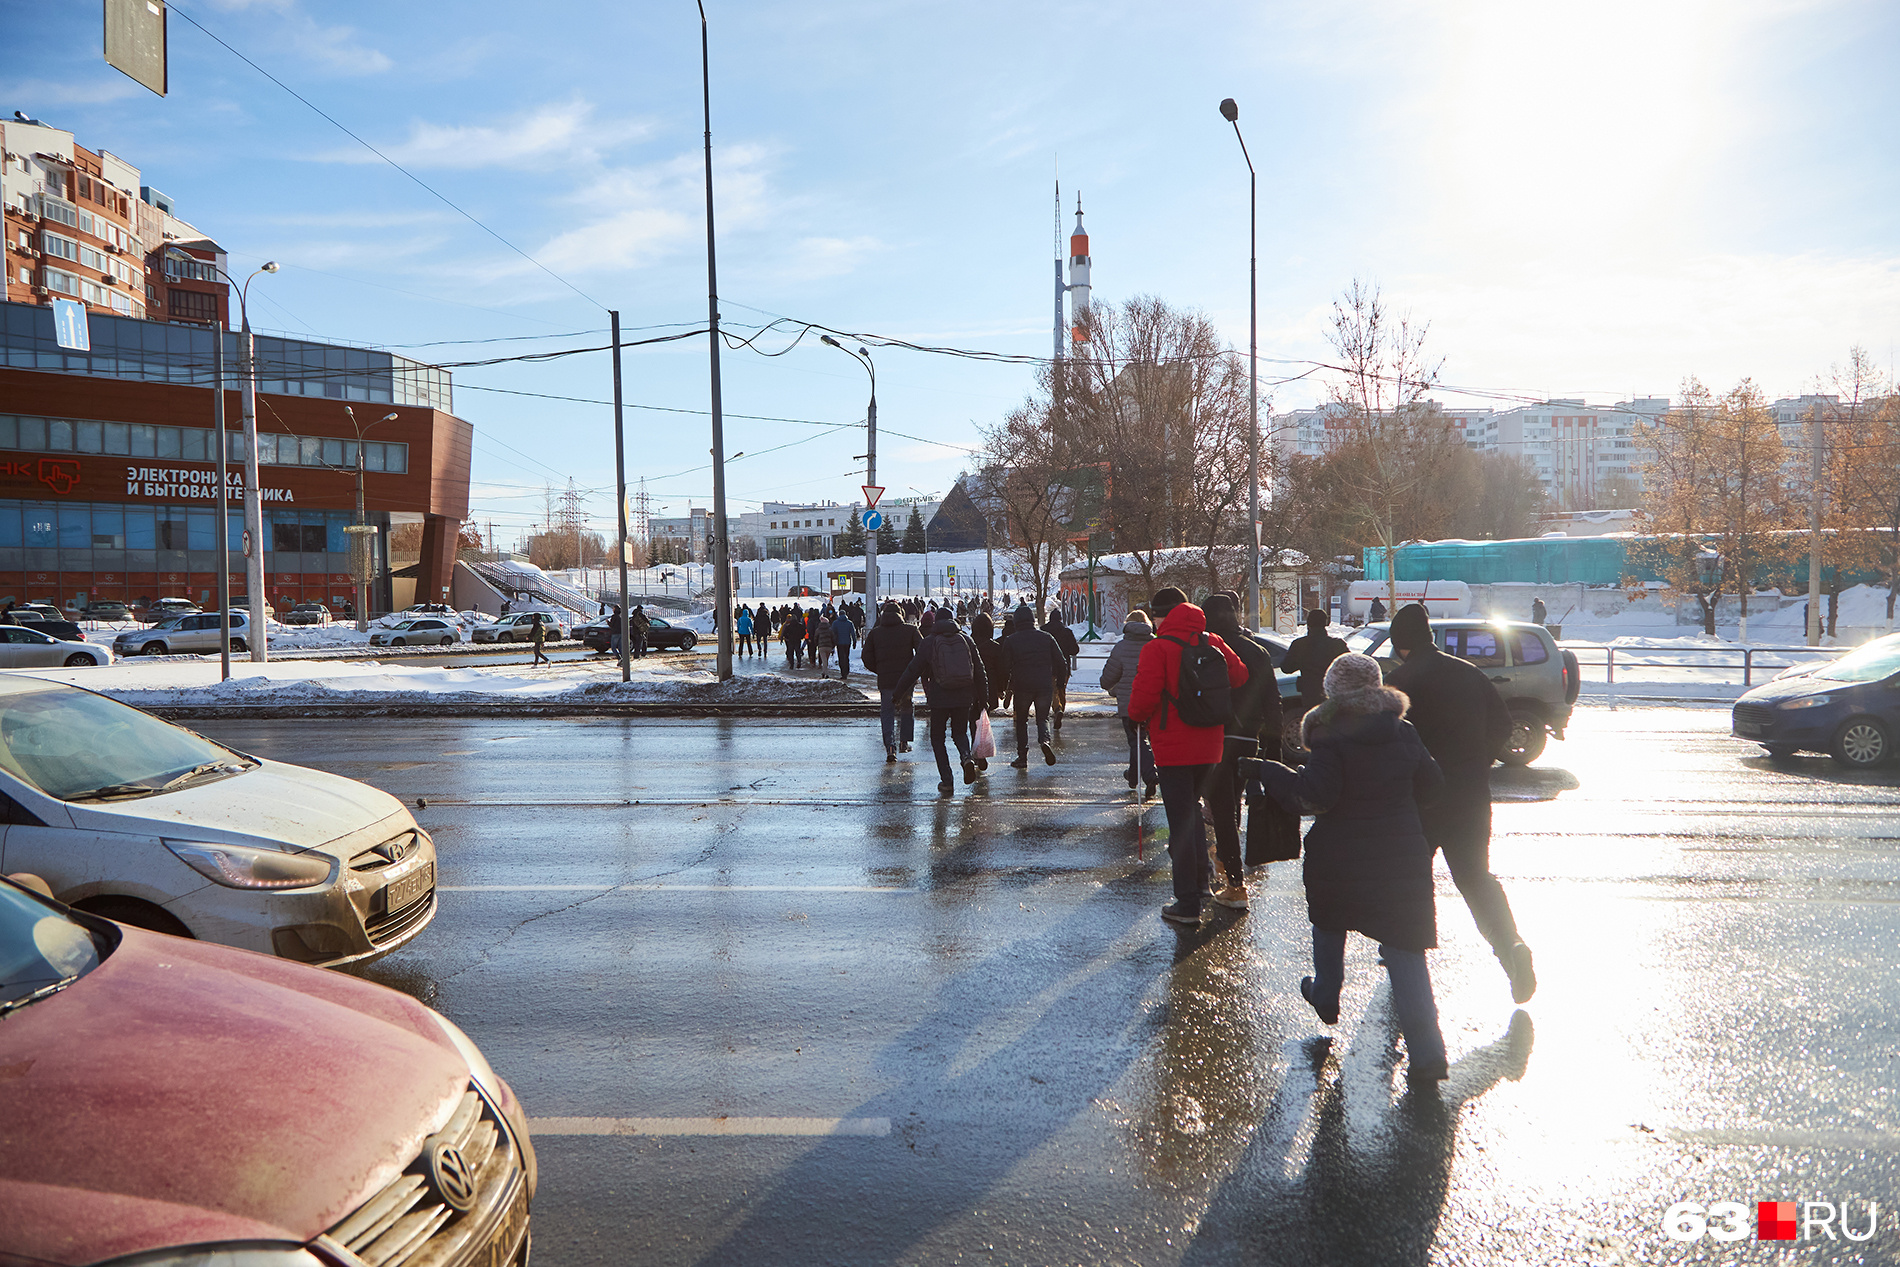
861,484,886,509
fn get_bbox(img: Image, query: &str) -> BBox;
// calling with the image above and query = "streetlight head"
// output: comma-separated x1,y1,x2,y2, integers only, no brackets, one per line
382,412,399,421
820,334,840,347
1219,98,1239,122
163,245,192,261
857,346,869,357
260,261,280,273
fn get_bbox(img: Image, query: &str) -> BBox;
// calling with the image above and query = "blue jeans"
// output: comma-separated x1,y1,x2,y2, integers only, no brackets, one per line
879,685,915,750
1308,926,1447,1069
1121,717,1156,785
1158,763,1214,912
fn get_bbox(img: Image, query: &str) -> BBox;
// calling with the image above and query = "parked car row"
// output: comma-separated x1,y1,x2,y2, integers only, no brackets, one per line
0,676,537,1261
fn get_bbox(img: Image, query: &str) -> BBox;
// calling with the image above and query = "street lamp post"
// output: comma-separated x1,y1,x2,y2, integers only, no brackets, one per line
342,406,399,633
171,249,278,658
821,336,877,615
1219,98,1262,632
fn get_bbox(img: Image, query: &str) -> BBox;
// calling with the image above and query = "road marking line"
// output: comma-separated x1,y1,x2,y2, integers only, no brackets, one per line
529,1116,891,1137
439,884,918,893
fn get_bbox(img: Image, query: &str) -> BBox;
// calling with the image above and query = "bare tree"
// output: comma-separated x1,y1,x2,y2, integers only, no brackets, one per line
979,400,1080,614
1322,280,1454,601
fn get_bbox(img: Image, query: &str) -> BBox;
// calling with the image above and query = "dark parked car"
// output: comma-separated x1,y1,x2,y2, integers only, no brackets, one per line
1732,633,1900,767
81,601,131,622
283,602,332,626
577,615,698,651
4,605,86,643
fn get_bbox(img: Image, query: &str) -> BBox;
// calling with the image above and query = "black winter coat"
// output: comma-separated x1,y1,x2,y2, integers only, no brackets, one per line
1046,620,1080,658
1386,644,1512,792
893,621,990,709
1205,614,1284,741
859,610,923,688
1262,686,1444,950
999,626,1068,695
1279,630,1349,709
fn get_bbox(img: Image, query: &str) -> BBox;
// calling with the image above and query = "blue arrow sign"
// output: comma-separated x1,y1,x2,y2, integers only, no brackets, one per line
863,510,883,531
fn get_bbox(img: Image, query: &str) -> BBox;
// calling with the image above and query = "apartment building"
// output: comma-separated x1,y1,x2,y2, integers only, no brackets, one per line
2,112,231,329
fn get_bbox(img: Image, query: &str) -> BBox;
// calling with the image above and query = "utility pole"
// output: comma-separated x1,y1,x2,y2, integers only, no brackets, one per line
1808,404,1824,646
697,0,733,679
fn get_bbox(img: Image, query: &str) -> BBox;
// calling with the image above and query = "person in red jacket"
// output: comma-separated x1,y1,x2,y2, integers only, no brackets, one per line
1127,587,1249,926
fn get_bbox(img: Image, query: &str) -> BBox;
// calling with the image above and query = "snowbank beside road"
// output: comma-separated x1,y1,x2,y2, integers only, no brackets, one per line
13,655,865,709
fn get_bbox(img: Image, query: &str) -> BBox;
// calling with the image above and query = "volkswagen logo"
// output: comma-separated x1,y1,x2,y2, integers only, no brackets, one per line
424,1140,478,1212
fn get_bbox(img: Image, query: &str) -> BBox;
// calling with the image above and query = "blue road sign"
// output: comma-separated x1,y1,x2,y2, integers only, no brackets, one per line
863,510,883,531
51,299,90,352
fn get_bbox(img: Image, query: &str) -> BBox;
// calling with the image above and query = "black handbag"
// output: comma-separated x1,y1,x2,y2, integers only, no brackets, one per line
1243,755,1302,865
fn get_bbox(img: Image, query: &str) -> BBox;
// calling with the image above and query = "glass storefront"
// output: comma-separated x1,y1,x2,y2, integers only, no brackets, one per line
0,500,379,609
0,412,408,474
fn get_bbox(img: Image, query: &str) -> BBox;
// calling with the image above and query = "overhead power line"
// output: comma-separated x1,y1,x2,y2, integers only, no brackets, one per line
166,1,606,311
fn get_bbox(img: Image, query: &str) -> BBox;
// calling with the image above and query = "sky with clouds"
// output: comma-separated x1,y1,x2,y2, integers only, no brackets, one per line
9,0,1899,541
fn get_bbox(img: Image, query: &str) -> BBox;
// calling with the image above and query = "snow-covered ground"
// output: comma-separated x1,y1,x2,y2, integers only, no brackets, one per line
18,652,865,708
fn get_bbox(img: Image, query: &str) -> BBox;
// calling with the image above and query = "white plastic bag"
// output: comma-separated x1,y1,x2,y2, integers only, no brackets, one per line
972,709,997,759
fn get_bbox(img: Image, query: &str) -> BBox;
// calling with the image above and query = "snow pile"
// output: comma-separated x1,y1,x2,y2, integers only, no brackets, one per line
12,655,866,709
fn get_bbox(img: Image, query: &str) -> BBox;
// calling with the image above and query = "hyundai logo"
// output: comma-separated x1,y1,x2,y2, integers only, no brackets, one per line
424,1141,478,1212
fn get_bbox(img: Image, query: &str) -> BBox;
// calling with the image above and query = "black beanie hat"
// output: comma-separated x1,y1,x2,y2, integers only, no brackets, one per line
1204,593,1237,621
1390,602,1433,652
1152,586,1187,613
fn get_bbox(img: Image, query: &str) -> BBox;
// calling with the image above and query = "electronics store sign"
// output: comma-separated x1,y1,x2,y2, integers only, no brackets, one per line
0,457,297,502
124,464,298,503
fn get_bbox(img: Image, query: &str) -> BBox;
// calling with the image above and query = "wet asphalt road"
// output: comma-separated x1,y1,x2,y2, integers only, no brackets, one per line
197,706,1900,1266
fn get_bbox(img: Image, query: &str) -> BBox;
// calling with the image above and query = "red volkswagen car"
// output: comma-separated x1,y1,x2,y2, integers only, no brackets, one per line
0,876,534,1266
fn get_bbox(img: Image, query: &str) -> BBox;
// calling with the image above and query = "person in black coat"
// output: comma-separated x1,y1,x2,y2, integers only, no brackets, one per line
1201,593,1285,903
1278,608,1348,721
1259,651,1449,1088
861,603,924,760
999,610,1068,766
1368,596,1387,623
893,609,990,795
1385,602,1535,1003
970,609,1008,715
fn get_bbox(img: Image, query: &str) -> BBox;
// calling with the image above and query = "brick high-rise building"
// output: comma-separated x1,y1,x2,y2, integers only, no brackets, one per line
3,111,229,327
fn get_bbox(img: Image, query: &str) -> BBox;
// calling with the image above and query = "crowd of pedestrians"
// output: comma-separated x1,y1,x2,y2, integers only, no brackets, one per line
714,584,1533,1090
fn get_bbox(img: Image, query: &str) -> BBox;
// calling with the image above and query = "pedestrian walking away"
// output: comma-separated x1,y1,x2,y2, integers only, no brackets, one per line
530,613,549,666
970,610,1009,727
815,609,837,673
860,602,923,760
1278,609,1349,749
1044,609,1081,729
780,607,805,669
1531,596,1547,627
1097,609,1157,796
1386,602,1536,1003
736,607,754,657
1000,608,1068,768
830,608,857,681
892,607,990,795
1368,596,1388,623
1126,587,1248,926
1200,592,1284,908
1257,651,1450,1089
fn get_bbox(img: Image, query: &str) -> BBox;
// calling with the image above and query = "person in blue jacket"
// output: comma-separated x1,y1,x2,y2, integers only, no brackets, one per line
830,608,858,681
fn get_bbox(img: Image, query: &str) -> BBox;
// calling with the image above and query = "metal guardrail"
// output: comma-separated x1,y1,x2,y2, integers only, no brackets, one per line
1563,642,1850,689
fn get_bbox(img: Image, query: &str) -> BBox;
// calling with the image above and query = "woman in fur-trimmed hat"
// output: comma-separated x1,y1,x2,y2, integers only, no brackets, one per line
1258,651,1451,1090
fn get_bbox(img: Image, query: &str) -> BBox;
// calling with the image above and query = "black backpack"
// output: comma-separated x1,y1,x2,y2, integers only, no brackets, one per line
1159,633,1232,729
928,632,975,688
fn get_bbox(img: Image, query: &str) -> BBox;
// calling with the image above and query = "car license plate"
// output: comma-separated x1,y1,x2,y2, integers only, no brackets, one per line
384,861,434,911
1736,723,1762,736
